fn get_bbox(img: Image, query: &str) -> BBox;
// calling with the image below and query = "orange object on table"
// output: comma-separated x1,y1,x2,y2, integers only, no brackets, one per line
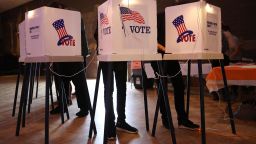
206,65,256,92
131,61,141,70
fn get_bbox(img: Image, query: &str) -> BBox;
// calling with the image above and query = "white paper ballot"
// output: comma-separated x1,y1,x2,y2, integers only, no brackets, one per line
144,63,155,78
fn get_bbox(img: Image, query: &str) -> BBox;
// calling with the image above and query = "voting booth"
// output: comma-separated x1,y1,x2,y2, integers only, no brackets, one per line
24,6,81,57
18,21,26,62
97,0,157,55
165,1,221,54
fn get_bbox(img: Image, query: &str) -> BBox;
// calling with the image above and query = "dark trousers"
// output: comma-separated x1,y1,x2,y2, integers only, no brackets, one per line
53,62,90,111
101,61,127,125
151,60,186,121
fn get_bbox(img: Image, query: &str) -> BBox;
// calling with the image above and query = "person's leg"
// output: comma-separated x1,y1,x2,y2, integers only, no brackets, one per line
50,73,62,114
62,79,72,105
114,62,127,122
101,62,116,139
166,60,199,130
50,63,70,114
151,61,169,127
165,61,186,120
114,62,138,133
157,78,170,128
72,63,90,117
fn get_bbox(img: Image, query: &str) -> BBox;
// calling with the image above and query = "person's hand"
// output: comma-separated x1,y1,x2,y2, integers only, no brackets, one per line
157,43,165,53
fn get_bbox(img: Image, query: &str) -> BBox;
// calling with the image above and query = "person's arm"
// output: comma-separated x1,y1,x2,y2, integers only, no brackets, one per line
157,43,165,53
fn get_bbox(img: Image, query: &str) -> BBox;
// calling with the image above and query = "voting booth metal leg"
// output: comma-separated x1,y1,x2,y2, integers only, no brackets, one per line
62,82,70,120
79,64,96,135
160,61,176,144
151,80,162,136
45,63,51,144
197,60,206,144
220,60,236,134
152,61,176,143
22,64,33,127
186,60,191,118
141,61,149,131
88,63,102,138
12,63,22,117
16,63,30,136
36,63,41,99
28,63,36,113
60,82,68,123
49,73,55,110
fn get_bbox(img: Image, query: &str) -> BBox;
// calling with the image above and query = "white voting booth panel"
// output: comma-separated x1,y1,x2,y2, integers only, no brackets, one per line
25,7,81,57
165,1,221,54
98,0,157,55
18,21,26,62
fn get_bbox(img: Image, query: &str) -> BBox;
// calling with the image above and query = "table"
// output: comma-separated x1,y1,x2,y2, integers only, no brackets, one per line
206,64,256,92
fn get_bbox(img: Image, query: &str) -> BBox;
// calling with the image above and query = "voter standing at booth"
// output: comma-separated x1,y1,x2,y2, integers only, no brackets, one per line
94,26,138,141
151,12,200,130
49,2,91,117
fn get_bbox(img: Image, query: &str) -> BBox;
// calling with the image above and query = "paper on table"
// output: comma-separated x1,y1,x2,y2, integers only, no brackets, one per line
144,63,156,78
239,65,256,69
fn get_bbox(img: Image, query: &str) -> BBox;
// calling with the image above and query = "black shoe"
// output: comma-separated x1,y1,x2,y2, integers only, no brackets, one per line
107,127,116,141
76,109,89,117
178,119,200,131
211,92,219,101
162,117,170,129
67,99,72,105
116,121,138,134
50,106,67,114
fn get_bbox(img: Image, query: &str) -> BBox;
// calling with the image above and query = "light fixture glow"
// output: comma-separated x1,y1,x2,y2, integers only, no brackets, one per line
27,10,35,19
205,4,214,14
121,0,140,6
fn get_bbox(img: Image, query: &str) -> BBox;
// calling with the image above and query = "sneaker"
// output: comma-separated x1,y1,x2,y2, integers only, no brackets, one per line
50,106,67,114
67,99,72,105
76,109,89,117
107,127,116,141
161,116,170,129
211,92,219,101
116,121,138,134
178,119,200,131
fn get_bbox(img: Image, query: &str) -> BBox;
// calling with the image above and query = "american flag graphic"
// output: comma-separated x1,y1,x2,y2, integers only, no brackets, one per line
119,7,145,24
52,19,73,45
172,15,188,35
100,13,109,25
52,19,69,39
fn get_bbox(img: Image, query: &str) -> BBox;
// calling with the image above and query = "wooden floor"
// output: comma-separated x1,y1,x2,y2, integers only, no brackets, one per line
0,75,256,144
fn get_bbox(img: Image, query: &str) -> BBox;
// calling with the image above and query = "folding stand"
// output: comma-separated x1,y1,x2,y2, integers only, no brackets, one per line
12,62,23,117
185,59,236,142
12,62,54,117
15,62,61,144
14,56,94,144
151,60,177,144
151,53,236,144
